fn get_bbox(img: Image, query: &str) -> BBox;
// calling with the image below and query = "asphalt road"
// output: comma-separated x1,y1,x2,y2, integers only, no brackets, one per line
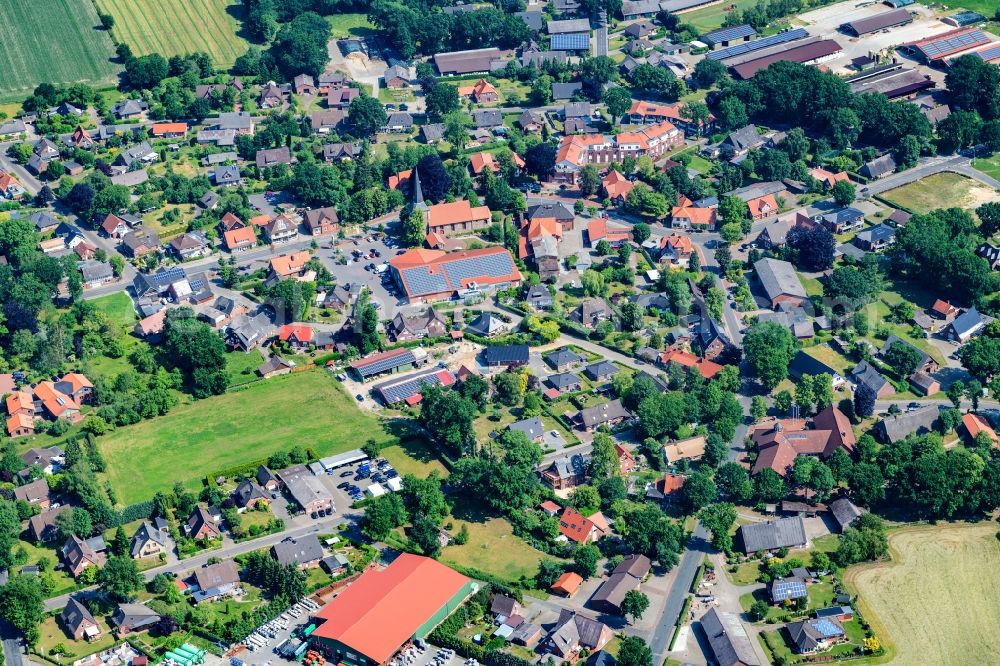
0,618,25,666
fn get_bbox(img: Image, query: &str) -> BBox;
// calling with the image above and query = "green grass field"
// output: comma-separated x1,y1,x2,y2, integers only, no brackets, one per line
91,292,137,329
680,0,757,33
917,0,998,17
326,13,375,38
880,172,999,215
0,0,119,101
972,154,1000,183
97,369,396,503
94,0,249,67
441,504,550,584
845,523,1000,665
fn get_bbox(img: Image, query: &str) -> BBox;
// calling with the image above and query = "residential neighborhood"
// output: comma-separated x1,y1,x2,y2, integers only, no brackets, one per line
1,2,1000,666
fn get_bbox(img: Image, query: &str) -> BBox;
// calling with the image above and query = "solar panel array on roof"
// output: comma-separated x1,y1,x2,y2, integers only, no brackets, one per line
960,43,1000,63
375,369,454,404
355,349,416,378
707,28,808,60
772,579,807,600
812,618,845,638
916,29,988,59
551,33,591,51
704,24,756,46
400,252,518,298
947,10,986,27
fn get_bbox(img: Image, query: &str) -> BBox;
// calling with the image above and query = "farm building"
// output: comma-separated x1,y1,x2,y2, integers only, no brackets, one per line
310,554,474,665
737,515,807,553
731,40,842,79
842,8,912,36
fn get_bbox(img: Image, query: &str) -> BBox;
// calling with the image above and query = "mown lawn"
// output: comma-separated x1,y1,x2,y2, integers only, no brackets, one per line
0,0,119,101
94,0,249,67
441,505,550,584
327,13,376,38
97,369,397,503
225,349,264,387
36,615,118,662
91,292,137,329
381,438,449,478
680,0,760,32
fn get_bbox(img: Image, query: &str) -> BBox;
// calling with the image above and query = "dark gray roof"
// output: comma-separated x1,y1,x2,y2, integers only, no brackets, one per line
548,372,582,390
829,497,863,530
548,18,591,33
483,345,529,365
130,521,168,557
855,223,896,245
878,335,930,370
62,596,97,632
112,603,160,632
950,307,983,338
612,553,651,578
516,11,544,31
722,125,763,153
738,515,807,553
472,109,502,128
547,453,588,480
787,617,844,653
272,534,324,566
579,399,630,427
700,608,760,666
591,572,638,610
552,82,583,100
552,610,608,651
508,416,545,440
788,350,840,381
754,258,807,303
545,347,585,369
861,154,896,178
585,360,619,380
878,405,940,442
851,360,889,394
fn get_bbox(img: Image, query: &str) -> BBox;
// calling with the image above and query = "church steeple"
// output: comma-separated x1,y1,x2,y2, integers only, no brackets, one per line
412,167,427,211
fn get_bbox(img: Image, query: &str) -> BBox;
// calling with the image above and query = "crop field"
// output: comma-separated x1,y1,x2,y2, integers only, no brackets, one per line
880,172,1000,215
0,0,119,101
97,369,397,503
94,0,249,67
845,522,1000,665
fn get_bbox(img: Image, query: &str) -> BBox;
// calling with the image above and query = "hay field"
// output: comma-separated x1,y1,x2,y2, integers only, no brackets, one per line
845,522,1000,665
94,0,249,67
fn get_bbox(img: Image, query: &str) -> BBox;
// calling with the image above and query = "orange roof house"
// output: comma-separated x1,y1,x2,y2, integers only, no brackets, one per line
602,169,634,202
7,390,34,416
671,196,717,229
551,571,584,597
249,214,270,226
457,78,500,103
33,382,81,420
469,151,525,176
390,246,521,303
659,348,723,379
224,226,257,251
388,169,412,191
220,212,246,231
588,218,631,245
809,167,849,189
747,193,778,220
558,506,598,544
6,412,34,438
269,251,311,278
311,554,471,664
930,299,958,319
426,200,492,234
963,413,998,446
278,324,314,346
151,123,188,137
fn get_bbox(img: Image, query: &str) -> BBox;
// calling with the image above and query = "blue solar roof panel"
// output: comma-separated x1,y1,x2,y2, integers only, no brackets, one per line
917,29,988,58
707,28,808,60
551,33,590,51
375,368,453,404
969,44,1000,62
773,580,808,600
356,349,416,377
812,618,845,638
704,24,756,45
402,266,450,297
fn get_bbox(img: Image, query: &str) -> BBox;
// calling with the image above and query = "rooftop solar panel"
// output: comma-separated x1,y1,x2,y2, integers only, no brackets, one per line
965,44,1000,63
917,29,988,58
707,28,808,60
551,33,591,51
375,368,454,404
812,618,845,638
355,349,416,377
704,24,756,46
772,580,808,600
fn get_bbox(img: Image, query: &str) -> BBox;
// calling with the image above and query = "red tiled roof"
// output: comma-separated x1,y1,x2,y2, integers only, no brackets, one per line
558,506,595,543
588,218,631,242
270,251,311,277
278,324,314,343
388,170,412,190
551,571,583,595
602,170,634,199
151,122,188,135
963,413,998,444
312,554,469,663
427,200,492,229
224,226,257,249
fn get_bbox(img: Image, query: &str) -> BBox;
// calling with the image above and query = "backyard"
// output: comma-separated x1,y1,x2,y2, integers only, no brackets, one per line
0,0,119,101
844,522,1000,665
97,369,397,503
880,172,999,215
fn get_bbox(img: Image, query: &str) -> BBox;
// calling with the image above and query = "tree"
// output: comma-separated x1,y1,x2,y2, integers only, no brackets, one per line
425,83,460,118
579,164,601,197
883,341,922,378
854,382,876,418
787,224,835,271
420,384,476,453
401,473,449,523
749,599,770,621
0,574,44,645
937,110,983,153
524,142,556,180
125,53,168,89
401,207,426,247
573,543,600,578
751,395,768,421
270,12,332,78
978,202,1000,237
849,462,885,507
348,97,388,138
536,559,566,588
694,58,727,88
958,337,1000,381
617,636,653,666
633,222,651,243
681,471,716,513
625,184,671,219
753,468,786,503
716,96,748,130
716,462,752,502
700,502,737,552
831,180,856,206
98,556,143,601
493,371,525,406
743,321,798,390
619,302,644,332
621,589,650,622
362,493,407,540
603,87,633,123
408,514,441,556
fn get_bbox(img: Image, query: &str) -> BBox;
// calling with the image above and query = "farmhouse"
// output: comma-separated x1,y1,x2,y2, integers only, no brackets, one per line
737,515,807,553
310,554,473,665
877,405,941,442
700,608,760,666
754,258,808,308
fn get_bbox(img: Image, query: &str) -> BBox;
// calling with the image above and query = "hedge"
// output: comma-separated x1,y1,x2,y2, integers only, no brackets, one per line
117,500,156,525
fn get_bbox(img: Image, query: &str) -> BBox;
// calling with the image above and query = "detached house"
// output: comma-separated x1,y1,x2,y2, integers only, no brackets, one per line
262,214,298,243
303,207,338,236
186,505,222,540
62,597,101,641
63,535,107,578
130,521,169,559
256,146,293,169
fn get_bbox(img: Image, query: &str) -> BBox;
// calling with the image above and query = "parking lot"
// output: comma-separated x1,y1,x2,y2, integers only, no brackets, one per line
232,597,323,666
313,457,401,507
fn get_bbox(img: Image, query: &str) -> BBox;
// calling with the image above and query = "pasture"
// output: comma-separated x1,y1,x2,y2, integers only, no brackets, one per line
97,368,396,503
0,0,119,101
94,0,249,67
845,522,1000,665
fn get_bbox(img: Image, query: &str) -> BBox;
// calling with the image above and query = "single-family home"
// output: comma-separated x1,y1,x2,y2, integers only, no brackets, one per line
111,604,160,636
130,521,169,559
272,534,325,570
62,596,101,641
542,454,588,490
186,505,222,540
63,535,107,578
